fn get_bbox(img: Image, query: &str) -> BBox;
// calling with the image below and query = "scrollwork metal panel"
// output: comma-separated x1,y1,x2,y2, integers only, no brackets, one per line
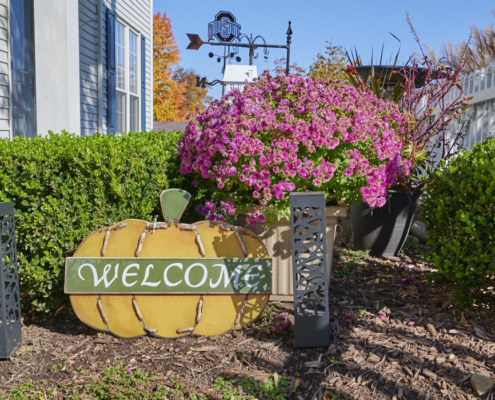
290,193,329,347
0,202,22,359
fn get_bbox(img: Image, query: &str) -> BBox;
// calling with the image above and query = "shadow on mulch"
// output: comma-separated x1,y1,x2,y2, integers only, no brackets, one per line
2,245,495,400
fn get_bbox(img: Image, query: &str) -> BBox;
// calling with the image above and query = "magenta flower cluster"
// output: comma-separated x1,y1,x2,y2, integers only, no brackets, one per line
178,73,408,223
341,311,357,326
194,199,236,222
265,310,291,334
378,307,391,323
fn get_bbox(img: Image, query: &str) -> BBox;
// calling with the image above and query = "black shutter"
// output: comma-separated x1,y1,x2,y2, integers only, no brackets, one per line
107,8,116,134
141,35,146,131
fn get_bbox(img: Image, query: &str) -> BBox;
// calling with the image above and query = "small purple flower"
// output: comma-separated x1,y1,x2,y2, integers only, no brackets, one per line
127,368,133,376
343,168,353,177
262,178,271,187
195,205,204,215
205,201,216,211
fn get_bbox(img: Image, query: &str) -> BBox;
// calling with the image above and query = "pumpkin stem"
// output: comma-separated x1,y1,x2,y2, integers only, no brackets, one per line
159,189,191,223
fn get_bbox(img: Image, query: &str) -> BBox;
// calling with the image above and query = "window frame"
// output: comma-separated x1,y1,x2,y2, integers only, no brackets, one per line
115,18,141,134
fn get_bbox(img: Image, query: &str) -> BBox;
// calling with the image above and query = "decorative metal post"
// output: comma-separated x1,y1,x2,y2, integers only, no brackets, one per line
0,202,22,359
187,11,293,86
290,192,330,348
286,21,292,76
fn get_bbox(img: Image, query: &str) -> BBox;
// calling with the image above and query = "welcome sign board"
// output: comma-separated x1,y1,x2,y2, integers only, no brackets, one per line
67,189,273,338
65,257,271,294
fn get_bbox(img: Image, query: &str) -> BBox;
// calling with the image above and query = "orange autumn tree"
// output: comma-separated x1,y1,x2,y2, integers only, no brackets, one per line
153,12,184,121
172,67,213,118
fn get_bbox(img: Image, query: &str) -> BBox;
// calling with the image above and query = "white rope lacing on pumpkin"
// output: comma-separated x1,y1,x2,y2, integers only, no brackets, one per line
233,295,249,329
132,296,158,335
97,295,110,332
100,222,128,256
135,229,147,257
176,295,203,334
180,224,205,257
220,224,248,257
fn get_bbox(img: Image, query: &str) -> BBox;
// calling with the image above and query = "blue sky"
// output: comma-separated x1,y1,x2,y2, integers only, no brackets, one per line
153,0,495,99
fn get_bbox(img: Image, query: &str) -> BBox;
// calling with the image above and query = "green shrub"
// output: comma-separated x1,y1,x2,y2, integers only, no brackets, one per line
422,138,495,298
0,130,189,312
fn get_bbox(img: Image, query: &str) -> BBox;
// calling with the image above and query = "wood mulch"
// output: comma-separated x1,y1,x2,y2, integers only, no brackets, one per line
1,243,495,399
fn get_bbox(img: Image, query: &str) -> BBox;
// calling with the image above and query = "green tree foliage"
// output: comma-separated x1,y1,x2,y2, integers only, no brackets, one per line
308,42,350,83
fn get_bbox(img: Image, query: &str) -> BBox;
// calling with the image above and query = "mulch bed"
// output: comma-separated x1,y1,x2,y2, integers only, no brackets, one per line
1,243,495,399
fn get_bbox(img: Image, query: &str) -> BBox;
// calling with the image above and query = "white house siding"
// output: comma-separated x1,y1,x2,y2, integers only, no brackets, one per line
79,0,152,135
0,0,9,139
34,0,80,137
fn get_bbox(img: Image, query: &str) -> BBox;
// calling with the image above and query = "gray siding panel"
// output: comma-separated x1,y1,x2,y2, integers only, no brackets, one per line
82,103,98,114
0,0,8,139
81,86,98,100
81,94,98,107
79,0,98,135
80,61,98,76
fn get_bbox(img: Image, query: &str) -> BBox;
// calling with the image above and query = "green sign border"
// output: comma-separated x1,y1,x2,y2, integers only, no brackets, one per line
65,257,272,295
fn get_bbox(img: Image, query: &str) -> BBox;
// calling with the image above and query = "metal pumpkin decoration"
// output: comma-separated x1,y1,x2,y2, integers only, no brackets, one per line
65,190,271,338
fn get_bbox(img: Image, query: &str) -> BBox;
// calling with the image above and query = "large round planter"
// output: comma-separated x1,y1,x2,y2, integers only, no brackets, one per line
346,191,421,257
239,206,347,301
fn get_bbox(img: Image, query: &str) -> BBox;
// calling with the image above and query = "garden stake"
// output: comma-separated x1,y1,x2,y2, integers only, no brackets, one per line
0,203,22,359
290,192,330,347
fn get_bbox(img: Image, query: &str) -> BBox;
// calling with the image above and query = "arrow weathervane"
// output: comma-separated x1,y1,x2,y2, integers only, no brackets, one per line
186,34,205,50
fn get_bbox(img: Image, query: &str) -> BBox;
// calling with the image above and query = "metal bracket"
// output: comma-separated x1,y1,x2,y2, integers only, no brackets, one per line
195,77,224,88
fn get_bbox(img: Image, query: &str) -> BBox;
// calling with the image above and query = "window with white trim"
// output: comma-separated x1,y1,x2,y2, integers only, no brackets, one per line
115,20,140,133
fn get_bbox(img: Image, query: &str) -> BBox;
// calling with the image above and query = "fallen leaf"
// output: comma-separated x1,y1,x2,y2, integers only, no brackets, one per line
259,341,280,349
194,346,218,352
291,377,300,393
237,338,254,346
304,360,322,368
474,326,492,341
460,312,468,324
427,323,437,337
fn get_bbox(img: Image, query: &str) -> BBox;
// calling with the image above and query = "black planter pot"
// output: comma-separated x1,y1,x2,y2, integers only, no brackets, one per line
346,191,422,257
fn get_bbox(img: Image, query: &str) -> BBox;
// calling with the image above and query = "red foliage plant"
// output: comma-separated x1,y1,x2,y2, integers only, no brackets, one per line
345,13,473,191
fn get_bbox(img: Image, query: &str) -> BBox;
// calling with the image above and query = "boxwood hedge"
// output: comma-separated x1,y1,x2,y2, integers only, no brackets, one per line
0,130,191,312
422,138,495,301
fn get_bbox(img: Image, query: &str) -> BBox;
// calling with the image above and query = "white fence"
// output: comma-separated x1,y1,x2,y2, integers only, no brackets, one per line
445,65,495,150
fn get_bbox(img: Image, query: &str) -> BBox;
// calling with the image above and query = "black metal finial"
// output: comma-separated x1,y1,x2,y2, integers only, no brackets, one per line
286,21,292,75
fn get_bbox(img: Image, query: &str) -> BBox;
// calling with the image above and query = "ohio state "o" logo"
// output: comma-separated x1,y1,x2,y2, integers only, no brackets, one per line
207,11,241,44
